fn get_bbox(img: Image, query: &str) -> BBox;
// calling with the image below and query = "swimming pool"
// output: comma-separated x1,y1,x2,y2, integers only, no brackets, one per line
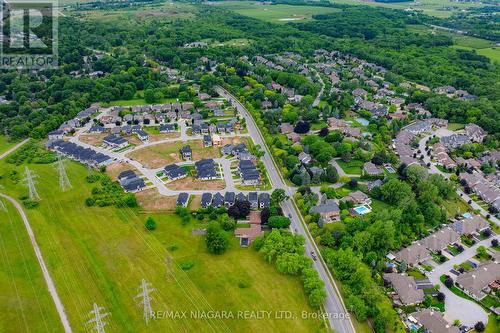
353,205,372,215
385,166,395,173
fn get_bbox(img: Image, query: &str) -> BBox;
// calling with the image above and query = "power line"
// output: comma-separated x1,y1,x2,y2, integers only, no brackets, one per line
56,155,72,191
86,303,110,333
0,198,6,212
22,166,40,201
136,279,155,325
165,255,174,280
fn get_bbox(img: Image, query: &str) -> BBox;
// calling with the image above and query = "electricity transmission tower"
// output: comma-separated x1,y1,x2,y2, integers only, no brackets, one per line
22,167,40,201
86,303,110,333
136,279,155,325
56,155,72,191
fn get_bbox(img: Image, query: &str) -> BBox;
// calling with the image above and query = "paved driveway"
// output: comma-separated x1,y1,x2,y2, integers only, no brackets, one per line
427,235,498,326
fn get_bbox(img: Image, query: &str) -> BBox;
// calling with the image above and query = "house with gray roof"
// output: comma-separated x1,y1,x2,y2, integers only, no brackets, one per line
310,197,340,222
456,263,500,300
383,273,424,305
393,242,431,266
410,309,459,333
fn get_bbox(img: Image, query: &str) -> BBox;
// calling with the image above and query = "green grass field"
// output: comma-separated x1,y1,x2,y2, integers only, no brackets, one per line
0,135,17,155
218,1,340,22
0,159,323,332
447,123,465,131
336,159,363,175
0,200,63,333
407,25,499,63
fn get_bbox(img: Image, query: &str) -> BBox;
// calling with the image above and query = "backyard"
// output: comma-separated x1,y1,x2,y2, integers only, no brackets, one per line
0,159,324,332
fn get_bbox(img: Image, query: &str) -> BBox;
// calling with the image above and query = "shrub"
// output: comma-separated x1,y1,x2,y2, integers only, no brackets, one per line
145,217,157,231
179,260,194,270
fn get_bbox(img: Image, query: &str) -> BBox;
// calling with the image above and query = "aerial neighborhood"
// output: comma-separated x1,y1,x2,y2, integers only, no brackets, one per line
1,4,499,331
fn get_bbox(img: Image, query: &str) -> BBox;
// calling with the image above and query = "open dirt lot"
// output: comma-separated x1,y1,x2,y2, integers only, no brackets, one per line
79,133,107,147
106,161,140,180
149,132,181,142
126,140,221,168
135,188,178,211
167,176,225,191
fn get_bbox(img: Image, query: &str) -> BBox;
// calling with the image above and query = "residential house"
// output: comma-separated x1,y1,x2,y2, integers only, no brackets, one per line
48,130,64,140
456,263,500,300
465,124,486,143
259,193,270,209
163,164,187,181
440,134,470,150
421,227,459,252
159,124,176,133
203,134,212,147
236,192,248,202
393,242,431,266
176,193,189,207
410,309,459,333
136,130,149,142
452,215,489,235
367,179,383,191
195,159,217,180
310,196,340,222
103,135,128,149
212,193,224,208
224,192,236,207
201,193,213,208
88,125,105,134
280,123,294,134
118,171,145,193
235,224,262,247
383,273,424,305
404,121,432,134
298,152,311,165
239,160,260,185
212,134,222,147
248,192,258,209
363,162,384,177
342,191,371,205
180,145,192,160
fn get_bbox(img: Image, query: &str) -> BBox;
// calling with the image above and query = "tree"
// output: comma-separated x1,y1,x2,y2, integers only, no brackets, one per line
437,292,445,301
228,200,251,219
444,276,454,288
145,217,157,231
492,239,499,247
294,120,310,134
474,321,485,332
271,189,288,205
268,216,291,229
205,222,229,255
318,127,329,137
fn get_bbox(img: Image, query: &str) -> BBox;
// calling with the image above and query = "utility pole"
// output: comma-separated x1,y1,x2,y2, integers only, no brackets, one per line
56,155,72,191
136,279,155,325
22,166,40,201
87,303,110,333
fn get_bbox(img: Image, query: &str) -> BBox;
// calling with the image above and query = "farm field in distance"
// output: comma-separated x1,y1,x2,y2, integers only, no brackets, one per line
0,159,323,333
329,0,484,18
407,25,500,63
216,1,340,22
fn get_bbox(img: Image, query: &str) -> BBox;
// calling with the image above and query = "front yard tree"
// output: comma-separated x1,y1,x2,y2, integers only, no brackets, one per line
205,222,229,255
268,216,291,229
271,189,288,205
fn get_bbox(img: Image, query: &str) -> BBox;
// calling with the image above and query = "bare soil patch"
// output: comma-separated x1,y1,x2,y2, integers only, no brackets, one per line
106,161,140,180
167,176,225,191
79,133,107,146
135,188,177,211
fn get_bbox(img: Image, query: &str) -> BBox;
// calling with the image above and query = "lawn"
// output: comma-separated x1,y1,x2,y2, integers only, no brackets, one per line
0,159,324,332
0,200,63,333
336,159,363,175
126,140,221,168
442,197,470,218
219,1,340,22
447,123,465,131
